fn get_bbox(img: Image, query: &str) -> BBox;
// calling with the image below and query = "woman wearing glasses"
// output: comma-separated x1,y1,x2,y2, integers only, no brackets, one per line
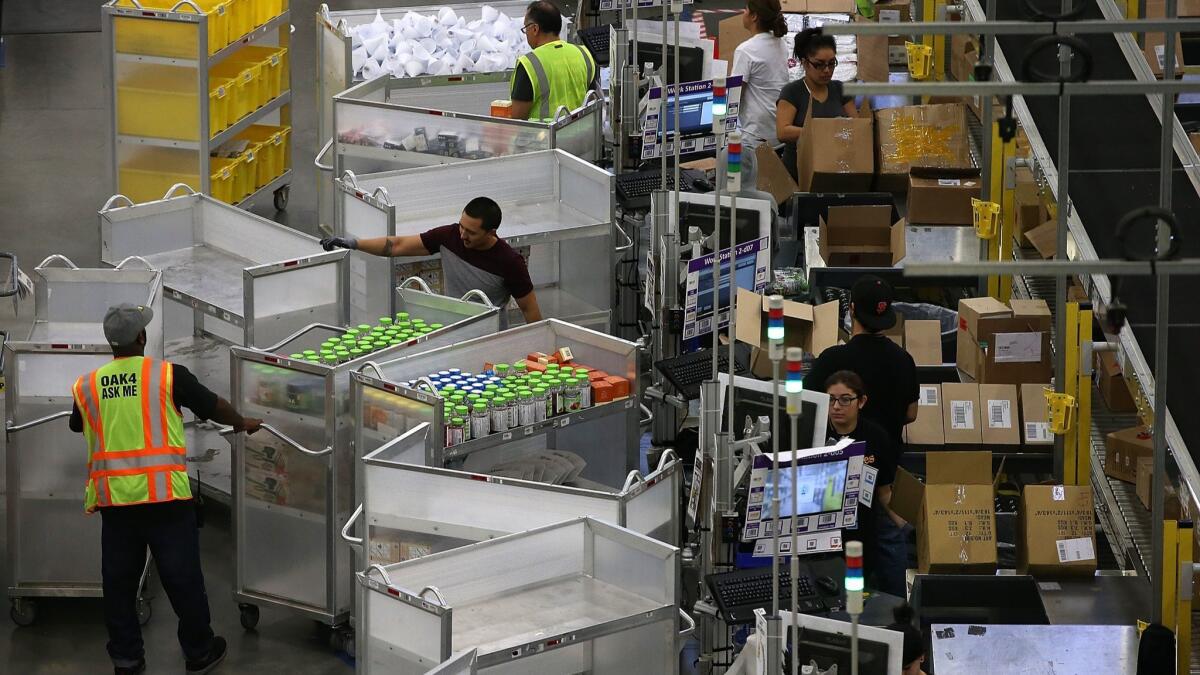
776,28,859,182
823,370,903,593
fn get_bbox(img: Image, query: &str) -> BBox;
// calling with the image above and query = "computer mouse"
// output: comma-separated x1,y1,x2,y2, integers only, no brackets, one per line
817,575,840,595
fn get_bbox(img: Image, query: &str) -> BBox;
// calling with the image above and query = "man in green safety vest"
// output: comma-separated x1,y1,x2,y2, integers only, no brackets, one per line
510,1,597,122
70,304,262,675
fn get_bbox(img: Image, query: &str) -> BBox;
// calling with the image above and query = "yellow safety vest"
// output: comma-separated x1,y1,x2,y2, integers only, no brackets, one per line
72,356,190,513
512,39,596,121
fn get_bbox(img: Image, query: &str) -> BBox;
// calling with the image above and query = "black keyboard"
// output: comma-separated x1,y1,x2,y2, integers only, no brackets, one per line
578,25,611,66
656,348,747,401
706,567,826,624
616,167,706,210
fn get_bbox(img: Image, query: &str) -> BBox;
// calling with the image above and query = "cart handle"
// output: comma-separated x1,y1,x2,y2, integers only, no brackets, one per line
365,564,393,585
315,138,335,172
7,410,72,434
656,449,679,473
399,276,434,294
358,361,385,379
622,470,645,492
413,377,439,394
0,252,17,299
677,608,696,641
419,586,448,607
262,323,344,353
0,330,7,373
170,0,204,12
614,221,634,252
340,169,359,188
162,183,197,200
639,403,654,428
341,504,364,551
552,105,572,124
583,89,601,107
219,423,333,457
114,256,154,270
318,3,331,22
371,186,392,206
459,289,495,307
101,194,135,211
36,254,78,270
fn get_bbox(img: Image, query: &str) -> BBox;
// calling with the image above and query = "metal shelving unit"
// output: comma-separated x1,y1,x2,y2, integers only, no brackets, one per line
102,0,293,209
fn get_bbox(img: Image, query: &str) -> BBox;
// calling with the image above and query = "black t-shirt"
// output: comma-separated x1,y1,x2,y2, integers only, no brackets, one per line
777,79,852,181
70,362,219,433
804,333,919,448
826,416,895,583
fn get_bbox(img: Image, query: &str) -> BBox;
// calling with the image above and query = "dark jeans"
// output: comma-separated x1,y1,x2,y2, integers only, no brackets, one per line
875,509,911,598
100,499,215,667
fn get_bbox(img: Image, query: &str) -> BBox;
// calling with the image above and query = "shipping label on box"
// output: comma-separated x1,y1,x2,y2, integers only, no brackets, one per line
994,332,1043,363
980,384,1020,446
1020,383,1054,447
942,383,982,445
1018,484,1096,577
905,384,945,447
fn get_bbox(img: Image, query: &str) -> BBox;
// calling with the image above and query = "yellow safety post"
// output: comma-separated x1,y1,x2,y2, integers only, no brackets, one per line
1063,303,1081,485
1074,308,1093,485
933,0,946,81
987,121,1016,302
1176,521,1193,675
1161,514,1180,629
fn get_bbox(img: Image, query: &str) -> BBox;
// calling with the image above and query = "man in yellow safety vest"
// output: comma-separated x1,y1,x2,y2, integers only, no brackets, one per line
510,1,597,122
70,304,262,675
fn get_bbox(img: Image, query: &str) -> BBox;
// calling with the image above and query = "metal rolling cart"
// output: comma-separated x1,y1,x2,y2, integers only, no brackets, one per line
355,516,685,674
226,280,499,642
349,318,645,490
336,149,618,331
314,0,529,231
99,186,349,504
102,0,293,210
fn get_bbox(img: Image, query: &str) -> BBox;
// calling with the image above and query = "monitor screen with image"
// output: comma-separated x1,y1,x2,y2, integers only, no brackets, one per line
761,458,849,519
658,89,714,138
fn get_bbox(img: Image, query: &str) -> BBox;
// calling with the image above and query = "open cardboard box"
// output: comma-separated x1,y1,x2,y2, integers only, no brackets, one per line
900,451,999,574
797,114,876,193
818,204,906,267
906,168,983,226
875,103,974,193
1018,484,1097,578
736,288,839,376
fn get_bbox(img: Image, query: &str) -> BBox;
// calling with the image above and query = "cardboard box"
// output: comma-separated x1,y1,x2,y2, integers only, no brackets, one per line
979,384,1020,446
854,13,890,83
737,288,839,375
818,204,906,267
904,383,945,448
1096,350,1137,413
942,382,982,446
957,296,1010,338
718,14,752,63
1010,298,1051,333
875,103,974,192
889,466,925,525
916,451,998,574
1105,425,1154,484
1135,456,1183,518
905,319,942,365
1019,383,1054,447
1018,485,1097,578
797,116,875,192
1014,166,1049,245
1191,131,1200,156
872,0,912,24
1026,220,1058,259
1145,0,1187,77
906,168,983,225
950,33,979,83
755,144,798,206
957,298,1052,385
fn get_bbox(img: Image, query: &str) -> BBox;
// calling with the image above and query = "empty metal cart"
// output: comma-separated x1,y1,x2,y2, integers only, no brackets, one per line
227,283,499,642
357,517,686,674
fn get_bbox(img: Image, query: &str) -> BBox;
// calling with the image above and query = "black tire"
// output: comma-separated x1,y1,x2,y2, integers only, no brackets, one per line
273,185,289,211
10,600,35,627
136,598,152,626
238,603,260,631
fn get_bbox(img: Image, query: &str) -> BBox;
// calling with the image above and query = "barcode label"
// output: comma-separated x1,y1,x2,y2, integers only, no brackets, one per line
878,9,900,22
920,386,939,406
987,399,1012,429
950,400,974,430
938,178,962,186
1056,536,1096,563
1025,422,1051,442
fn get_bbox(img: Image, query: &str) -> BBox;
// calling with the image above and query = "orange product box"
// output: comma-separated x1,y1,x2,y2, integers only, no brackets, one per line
523,360,547,373
604,375,630,398
592,380,615,404
588,370,609,381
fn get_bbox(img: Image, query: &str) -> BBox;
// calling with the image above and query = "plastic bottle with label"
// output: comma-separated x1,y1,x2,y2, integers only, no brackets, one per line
517,388,536,426
532,387,549,422
562,378,582,413
470,403,490,439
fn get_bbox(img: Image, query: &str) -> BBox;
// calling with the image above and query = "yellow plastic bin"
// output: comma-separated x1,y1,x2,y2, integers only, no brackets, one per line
230,45,288,102
118,148,240,204
209,58,260,121
113,0,231,57
234,124,291,187
117,65,232,140
233,148,258,200
226,0,254,42
254,0,284,27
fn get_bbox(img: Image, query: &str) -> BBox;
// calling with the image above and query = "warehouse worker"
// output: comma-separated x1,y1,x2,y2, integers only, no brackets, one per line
321,196,543,324
510,1,597,121
730,0,789,200
776,28,858,183
69,304,262,675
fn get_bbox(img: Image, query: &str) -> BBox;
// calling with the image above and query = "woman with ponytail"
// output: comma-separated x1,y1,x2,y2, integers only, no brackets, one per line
730,0,789,201
776,27,858,182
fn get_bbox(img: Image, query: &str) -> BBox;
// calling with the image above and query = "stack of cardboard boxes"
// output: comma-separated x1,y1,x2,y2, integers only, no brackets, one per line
904,381,1053,450
956,297,1053,385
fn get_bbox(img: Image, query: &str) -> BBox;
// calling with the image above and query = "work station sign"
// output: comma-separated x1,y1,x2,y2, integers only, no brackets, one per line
682,236,769,342
641,76,743,160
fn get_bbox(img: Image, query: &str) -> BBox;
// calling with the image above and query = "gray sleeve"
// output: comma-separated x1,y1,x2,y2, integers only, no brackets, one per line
778,81,809,124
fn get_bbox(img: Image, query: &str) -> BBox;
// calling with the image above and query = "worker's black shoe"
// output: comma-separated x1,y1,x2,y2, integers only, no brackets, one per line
185,636,227,675
114,660,146,675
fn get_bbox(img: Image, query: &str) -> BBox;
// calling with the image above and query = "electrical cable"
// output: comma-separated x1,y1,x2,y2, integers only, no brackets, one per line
1020,34,1093,85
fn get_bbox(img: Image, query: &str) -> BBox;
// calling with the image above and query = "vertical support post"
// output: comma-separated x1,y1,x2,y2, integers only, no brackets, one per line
979,0,999,295
932,0,947,81
986,124,1014,302
1074,308,1093,485
1176,522,1193,675
1161,519,1180,629
1052,11,1072,482
1063,302,1080,486
921,0,938,102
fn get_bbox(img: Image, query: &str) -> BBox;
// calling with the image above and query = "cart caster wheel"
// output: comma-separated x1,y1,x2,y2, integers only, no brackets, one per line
136,598,152,626
329,626,354,656
10,599,36,627
273,185,289,211
238,603,260,631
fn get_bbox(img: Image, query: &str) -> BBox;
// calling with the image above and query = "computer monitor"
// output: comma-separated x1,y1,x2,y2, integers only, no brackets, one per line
777,611,904,675
658,88,714,138
692,244,761,318
717,373,829,451
633,40,706,84
674,191,773,253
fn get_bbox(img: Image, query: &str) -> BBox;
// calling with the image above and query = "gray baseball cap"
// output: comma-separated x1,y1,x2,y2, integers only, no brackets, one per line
103,303,154,347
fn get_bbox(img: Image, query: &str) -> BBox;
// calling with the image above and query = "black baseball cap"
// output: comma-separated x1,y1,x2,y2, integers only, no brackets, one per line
851,275,896,332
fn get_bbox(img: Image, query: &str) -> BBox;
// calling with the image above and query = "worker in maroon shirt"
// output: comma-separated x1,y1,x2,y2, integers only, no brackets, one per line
321,196,543,325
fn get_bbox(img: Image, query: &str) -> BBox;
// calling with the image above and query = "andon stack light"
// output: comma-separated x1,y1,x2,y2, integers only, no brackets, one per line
712,77,728,117
845,540,864,612
768,294,785,356
727,131,742,193
785,347,803,413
